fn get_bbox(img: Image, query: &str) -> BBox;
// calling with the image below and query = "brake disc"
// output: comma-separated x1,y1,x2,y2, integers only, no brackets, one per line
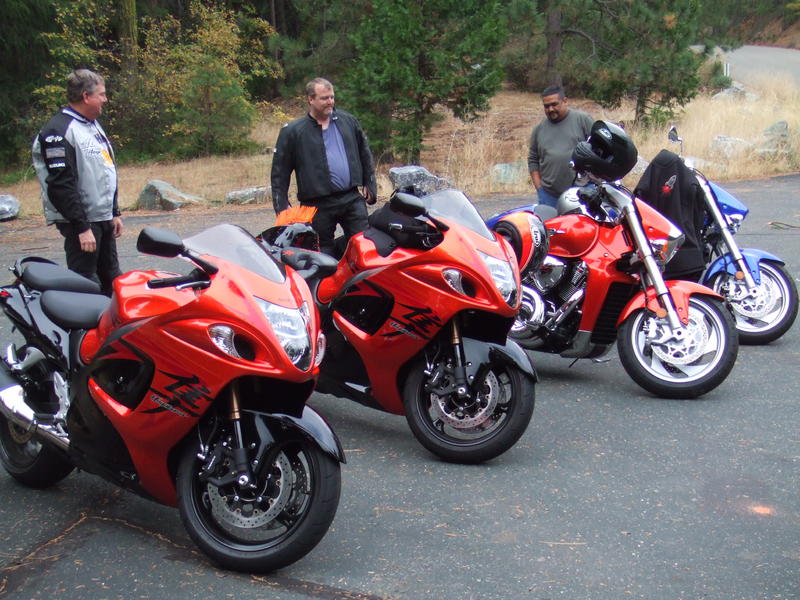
430,370,500,429
207,451,293,529
650,313,709,365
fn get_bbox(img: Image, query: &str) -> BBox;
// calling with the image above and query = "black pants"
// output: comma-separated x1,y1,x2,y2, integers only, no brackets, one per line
306,192,368,257
56,220,121,296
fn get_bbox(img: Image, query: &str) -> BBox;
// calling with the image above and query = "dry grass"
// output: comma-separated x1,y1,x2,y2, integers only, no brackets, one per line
4,79,800,218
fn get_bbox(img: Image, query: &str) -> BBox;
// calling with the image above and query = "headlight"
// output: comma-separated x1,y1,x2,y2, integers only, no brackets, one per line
478,251,516,306
651,223,684,265
208,325,256,361
255,298,312,370
726,213,744,233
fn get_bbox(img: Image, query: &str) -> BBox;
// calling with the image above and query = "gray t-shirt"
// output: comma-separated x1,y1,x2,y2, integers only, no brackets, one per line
528,109,594,196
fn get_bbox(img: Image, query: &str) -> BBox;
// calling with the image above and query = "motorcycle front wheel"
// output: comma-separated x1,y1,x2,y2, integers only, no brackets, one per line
0,415,74,488
617,295,738,399
176,428,341,573
709,261,798,345
403,357,534,464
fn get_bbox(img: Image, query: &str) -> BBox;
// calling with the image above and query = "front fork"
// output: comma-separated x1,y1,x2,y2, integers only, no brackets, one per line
228,383,257,490
449,319,471,400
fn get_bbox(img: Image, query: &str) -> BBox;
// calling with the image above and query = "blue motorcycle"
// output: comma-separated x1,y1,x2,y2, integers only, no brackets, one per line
644,127,798,345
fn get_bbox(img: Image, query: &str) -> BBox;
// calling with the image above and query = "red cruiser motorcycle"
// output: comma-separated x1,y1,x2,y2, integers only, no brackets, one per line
488,121,738,399
265,188,537,463
0,224,343,572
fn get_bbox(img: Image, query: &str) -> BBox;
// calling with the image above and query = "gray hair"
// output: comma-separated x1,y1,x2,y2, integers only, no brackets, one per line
66,69,105,103
305,77,334,99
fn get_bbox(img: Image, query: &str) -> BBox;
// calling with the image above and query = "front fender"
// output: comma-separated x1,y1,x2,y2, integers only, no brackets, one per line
246,405,346,464
617,281,723,326
703,248,784,286
461,337,538,383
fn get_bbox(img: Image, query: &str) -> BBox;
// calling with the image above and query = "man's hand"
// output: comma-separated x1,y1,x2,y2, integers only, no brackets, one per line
112,216,124,238
363,187,376,206
78,228,97,253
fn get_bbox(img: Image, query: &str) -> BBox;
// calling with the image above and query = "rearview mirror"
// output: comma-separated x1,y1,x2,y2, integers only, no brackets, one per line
136,226,185,257
668,126,681,143
390,191,426,217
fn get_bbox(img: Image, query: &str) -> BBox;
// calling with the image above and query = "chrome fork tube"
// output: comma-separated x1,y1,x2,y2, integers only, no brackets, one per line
695,174,757,287
622,203,684,329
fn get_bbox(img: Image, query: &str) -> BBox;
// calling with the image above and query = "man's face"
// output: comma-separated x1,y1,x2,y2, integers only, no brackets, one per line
82,84,107,121
308,84,335,120
542,93,568,123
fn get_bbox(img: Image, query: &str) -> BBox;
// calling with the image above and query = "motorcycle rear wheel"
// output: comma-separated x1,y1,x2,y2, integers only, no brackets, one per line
0,416,73,488
709,261,798,345
403,358,534,463
177,431,340,573
617,296,738,399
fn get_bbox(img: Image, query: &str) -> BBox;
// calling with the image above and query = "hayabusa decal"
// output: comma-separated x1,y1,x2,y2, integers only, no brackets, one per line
144,371,211,417
383,304,442,340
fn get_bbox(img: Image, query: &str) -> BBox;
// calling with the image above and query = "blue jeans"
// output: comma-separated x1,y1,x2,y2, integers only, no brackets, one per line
537,188,559,208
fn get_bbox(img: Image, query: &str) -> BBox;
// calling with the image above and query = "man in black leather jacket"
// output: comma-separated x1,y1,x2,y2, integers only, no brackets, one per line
270,77,377,256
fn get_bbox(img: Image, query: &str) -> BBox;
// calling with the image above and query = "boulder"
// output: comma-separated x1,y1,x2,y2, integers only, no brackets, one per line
136,180,206,211
0,194,20,221
490,161,528,185
225,186,271,205
710,135,754,160
388,165,451,196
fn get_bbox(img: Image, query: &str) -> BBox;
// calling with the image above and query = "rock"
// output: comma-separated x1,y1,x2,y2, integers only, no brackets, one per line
136,180,206,211
761,120,789,150
491,161,528,184
629,156,650,177
0,194,20,221
710,135,754,160
225,186,271,205
388,165,451,195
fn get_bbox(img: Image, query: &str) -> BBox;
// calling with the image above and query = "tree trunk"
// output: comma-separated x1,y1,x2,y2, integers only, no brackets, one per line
544,0,562,88
118,0,138,73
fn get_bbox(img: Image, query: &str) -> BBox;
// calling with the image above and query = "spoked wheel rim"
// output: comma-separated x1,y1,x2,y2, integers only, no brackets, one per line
629,298,729,384
419,366,515,446
191,441,314,551
712,264,793,335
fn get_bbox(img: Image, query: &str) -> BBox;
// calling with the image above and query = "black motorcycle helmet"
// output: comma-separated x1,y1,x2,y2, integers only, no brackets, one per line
571,120,638,181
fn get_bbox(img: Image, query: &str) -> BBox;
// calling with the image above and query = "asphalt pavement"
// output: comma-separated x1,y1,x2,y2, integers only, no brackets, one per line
0,175,798,600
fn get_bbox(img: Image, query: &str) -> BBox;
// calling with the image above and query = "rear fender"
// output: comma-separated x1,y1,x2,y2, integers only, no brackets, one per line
703,248,784,286
461,336,538,384
246,405,346,464
617,281,723,326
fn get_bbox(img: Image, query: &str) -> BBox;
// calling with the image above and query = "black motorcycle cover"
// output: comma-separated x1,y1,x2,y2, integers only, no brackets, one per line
634,149,706,281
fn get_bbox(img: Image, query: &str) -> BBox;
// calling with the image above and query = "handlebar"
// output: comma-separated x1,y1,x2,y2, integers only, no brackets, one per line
147,268,210,290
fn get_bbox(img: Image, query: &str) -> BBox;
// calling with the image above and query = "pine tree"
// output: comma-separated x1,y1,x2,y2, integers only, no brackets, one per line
341,0,505,164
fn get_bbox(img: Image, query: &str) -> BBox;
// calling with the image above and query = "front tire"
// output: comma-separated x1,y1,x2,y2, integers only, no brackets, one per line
618,295,738,399
709,261,798,345
177,427,341,573
0,416,73,488
403,357,534,463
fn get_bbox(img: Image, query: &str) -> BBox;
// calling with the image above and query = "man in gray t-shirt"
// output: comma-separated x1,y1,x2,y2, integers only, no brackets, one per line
527,85,594,208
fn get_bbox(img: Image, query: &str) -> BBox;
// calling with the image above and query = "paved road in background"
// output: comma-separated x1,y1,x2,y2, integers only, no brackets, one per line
0,176,798,599
727,45,800,86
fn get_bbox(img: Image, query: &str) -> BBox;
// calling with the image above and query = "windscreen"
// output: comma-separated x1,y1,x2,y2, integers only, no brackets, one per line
420,189,495,241
183,224,286,283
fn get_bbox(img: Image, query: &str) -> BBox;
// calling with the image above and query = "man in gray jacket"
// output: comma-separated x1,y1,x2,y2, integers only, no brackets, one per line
270,77,376,256
32,69,123,295
528,85,594,208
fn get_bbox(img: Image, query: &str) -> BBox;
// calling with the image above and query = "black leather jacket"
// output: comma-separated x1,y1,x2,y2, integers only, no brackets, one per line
270,109,377,213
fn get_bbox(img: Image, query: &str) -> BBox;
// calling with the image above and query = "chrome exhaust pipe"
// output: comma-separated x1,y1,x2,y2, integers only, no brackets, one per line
0,362,70,453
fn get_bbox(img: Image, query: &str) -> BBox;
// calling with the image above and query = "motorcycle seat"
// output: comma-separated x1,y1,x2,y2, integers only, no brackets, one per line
40,290,111,330
23,262,102,294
